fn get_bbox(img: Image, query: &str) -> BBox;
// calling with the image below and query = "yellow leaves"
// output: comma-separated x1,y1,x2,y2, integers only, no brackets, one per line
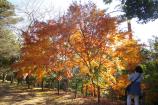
82,83,96,96
109,68,116,75
100,68,116,86
36,68,45,83
113,74,129,95
80,65,90,74
69,30,82,45
90,60,99,68
113,37,142,71
103,60,115,69
114,59,126,70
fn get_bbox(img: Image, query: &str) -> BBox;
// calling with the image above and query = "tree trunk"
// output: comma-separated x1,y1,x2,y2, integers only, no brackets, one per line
10,75,14,84
92,80,96,97
97,86,100,105
51,80,54,89
57,80,60,95
41,79,44,91
127,20,132,39
86,85,88,96
66,79,68,91
33,80,36,87
2,73,6,82
17,78,20,85
81,81,83,95
93,83,96,97
49,80,52,89
75,79,78,98
28,83,30,89
26,76,30,89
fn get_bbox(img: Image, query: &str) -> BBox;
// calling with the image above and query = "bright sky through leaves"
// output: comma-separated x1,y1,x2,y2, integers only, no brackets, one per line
8,0,158,44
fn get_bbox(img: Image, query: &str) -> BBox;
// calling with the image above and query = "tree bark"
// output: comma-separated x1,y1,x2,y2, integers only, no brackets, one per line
93,83,96,97
2,73,6,82
57,80,60,95
10,75,14,84
97,86,100,105
81,81,83,95
75,79,78,98
127,20,132,39
86,85,88,96
41,79,44,91
26,76,30,89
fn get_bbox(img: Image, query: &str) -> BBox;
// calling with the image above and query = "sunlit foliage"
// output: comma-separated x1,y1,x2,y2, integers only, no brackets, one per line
12,2,142,97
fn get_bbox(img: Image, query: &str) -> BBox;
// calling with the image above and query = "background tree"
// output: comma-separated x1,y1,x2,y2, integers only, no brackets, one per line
103,0,158,23
122,0,158,23
103,0,158,41
140,36,158,105
12,21,59,89
0,0,20,82
0,0,20,27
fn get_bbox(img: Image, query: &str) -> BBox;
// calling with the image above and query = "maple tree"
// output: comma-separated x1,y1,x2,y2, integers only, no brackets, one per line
12,2,143,101
59,2,143,102
12,21,58,85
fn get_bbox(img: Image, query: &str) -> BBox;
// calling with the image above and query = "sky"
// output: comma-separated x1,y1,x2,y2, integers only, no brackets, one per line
8,0,158,44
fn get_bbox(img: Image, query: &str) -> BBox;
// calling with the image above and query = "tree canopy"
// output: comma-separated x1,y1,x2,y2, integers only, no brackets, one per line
0,0,19,27
103,0,158,23
123,0,158,23
12,3,142,98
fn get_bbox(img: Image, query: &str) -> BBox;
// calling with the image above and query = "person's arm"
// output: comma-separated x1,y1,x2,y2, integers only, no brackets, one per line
128,73,134,81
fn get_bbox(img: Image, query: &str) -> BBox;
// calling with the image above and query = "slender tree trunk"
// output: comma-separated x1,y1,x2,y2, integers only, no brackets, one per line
66,79,69,92
51,80,54,89
92,79,96,97
75,79,78,98
127,20,132,39
41,79,44,91
97,86,101,105
86,85,88,96
17,78,20,85
49,80,51,89
57,80,60,95
10,75,14,84
93,83,96,97
26,76,30,89
2,73,6,82
28,83,30,89
33,80,36,87
81,81,83,95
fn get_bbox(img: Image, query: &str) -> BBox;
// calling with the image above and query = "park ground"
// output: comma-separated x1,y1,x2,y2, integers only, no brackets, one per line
0,81,124,105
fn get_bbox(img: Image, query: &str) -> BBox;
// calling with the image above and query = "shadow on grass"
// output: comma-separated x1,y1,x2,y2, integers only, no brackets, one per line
0,81,124,105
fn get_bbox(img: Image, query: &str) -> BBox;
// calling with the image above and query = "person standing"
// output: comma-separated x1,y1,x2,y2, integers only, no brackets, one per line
127,65,143,105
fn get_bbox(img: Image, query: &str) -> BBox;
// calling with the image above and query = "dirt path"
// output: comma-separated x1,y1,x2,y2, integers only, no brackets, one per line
0,82,123,105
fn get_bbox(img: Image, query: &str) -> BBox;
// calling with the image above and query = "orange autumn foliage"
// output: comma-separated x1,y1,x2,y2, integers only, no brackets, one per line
12,2,142,94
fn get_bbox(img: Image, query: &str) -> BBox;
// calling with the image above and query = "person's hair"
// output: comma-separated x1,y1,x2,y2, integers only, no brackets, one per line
135,65,143,73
